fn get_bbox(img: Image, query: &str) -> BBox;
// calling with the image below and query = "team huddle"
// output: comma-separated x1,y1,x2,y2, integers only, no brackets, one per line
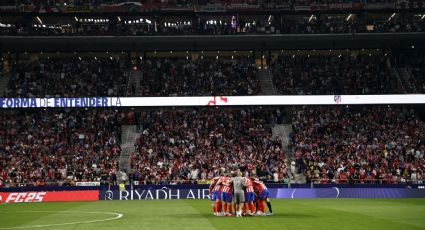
209,171,273,217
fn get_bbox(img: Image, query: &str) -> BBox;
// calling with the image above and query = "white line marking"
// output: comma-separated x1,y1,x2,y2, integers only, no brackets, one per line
290,189,296,199
332,187,340,198
0,211,123,229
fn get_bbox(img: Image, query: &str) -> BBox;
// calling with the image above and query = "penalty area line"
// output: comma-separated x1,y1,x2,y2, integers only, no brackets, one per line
0,211,124,229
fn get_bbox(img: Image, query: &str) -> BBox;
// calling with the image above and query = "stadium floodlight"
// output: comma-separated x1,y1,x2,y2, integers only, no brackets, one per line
36,16,43,24
346,14,353,21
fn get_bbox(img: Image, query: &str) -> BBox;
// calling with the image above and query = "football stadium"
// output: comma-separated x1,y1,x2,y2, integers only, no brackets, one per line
0,0,425,229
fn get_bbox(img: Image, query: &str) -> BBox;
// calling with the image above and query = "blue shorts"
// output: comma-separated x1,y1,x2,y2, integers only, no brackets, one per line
245,192,255,202
221,192,232,203
258,189,269,199
211,191,221,201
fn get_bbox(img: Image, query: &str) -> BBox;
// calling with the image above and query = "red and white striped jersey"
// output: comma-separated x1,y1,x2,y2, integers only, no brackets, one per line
212,176,226,192
222,178,233,193
209,176,220,193
213,183,223,192
251,179,267,193
244,177,254,193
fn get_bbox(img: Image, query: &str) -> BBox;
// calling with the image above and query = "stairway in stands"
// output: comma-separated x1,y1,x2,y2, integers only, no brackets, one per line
386,58,415,93
131,70,143,96
118,125,139,183
258,69,276,95
396,67,417,93
272,124,290,152
272,121,306,184
0,73,10,96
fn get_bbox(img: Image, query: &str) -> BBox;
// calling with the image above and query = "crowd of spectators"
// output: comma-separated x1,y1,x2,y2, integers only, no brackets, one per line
139,58,260,96
289,106,425,184
130,107,287,184
1,16,424,36
5,0,193,7
0,109,123,188
271,54,399,95
4,57,130,98
2,0,416,9
373,19,425,33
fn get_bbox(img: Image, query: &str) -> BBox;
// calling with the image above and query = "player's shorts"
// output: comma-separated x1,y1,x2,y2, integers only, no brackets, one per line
245,192,255,202
211,190,221,201
258,189,269,199
221,192,232,203
234,191,245,203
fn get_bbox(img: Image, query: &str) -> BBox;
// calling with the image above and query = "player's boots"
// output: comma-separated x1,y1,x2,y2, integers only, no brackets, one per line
236,211,242,217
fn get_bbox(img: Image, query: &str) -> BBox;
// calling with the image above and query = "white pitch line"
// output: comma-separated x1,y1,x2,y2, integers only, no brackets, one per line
0,211,124,229
290,189,296,199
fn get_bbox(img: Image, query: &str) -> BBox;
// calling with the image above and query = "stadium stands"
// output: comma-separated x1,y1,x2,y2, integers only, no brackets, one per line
289,106,425,184
0,109,122,187
0,0,424,188
139,58,260,96
395,50,425,94
271,54,400,95
4,57,129,97
131,107,286,184
1,17,423,36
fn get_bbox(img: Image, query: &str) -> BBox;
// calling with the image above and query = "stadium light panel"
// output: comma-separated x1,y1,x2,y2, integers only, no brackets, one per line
346,14,352,21
36,16,43,24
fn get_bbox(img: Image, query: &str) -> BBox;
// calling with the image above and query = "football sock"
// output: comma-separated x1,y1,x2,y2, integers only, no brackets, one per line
249,203,255,213
266,201,273,213
216,201,222,213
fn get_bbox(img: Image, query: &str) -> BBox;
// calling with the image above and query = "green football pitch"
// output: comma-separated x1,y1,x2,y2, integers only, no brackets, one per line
0,199,424,230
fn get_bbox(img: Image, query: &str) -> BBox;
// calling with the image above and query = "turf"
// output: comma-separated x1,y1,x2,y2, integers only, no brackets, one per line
0,199,424,230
